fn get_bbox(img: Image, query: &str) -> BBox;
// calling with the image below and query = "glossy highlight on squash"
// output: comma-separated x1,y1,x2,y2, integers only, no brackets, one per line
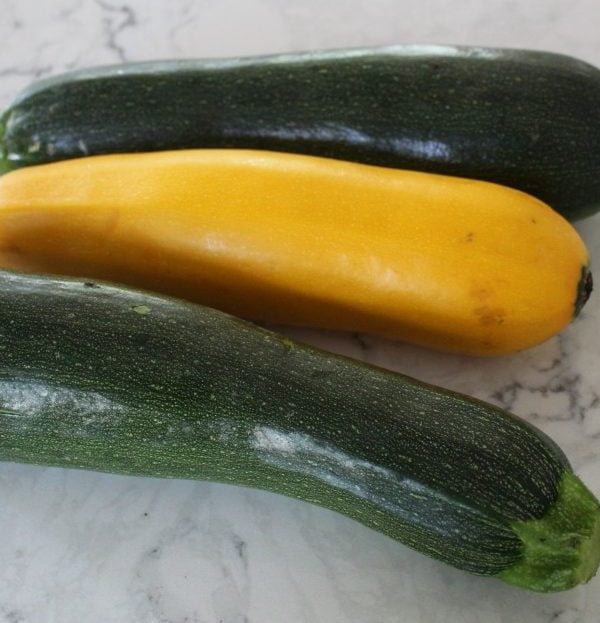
0,149,590,355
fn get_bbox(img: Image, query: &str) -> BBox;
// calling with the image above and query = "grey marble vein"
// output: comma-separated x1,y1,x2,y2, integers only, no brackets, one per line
95,0,138,62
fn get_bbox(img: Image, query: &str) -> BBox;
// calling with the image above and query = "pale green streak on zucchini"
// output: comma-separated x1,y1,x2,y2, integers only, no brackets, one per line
0,270,598,591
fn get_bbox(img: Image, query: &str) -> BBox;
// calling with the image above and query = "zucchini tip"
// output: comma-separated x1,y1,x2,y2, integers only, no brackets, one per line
498,470,600,592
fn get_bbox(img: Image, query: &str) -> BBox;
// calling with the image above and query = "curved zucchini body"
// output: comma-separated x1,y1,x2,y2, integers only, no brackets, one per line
0,150,591,356
0,270,598,592
2,46,600,220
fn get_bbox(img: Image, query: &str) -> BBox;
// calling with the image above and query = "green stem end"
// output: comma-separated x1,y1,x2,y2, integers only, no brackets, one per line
0,111,12,175
498,471,600,592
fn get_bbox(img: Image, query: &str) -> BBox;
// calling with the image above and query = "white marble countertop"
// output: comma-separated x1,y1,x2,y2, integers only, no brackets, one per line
1,1,600,621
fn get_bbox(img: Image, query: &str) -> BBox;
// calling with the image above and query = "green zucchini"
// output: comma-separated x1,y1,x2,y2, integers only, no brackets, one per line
0,269,598,591
2,46,600,220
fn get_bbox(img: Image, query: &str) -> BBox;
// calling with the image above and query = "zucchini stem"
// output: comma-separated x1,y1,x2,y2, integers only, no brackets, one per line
0,112,10,175
498,470,600,592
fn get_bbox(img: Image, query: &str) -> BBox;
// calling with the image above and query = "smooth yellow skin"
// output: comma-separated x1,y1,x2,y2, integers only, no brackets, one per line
0,149,589,355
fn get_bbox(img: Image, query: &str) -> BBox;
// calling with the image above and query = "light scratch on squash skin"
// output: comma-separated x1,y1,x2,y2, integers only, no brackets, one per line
131,304,151,315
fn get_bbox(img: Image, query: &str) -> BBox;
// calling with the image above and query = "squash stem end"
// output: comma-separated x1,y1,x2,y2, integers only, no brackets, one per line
575,265,593,317
498,471,600,592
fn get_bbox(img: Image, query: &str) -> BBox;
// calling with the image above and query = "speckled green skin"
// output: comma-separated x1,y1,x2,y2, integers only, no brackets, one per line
2,46,600,220
0,270,598,591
